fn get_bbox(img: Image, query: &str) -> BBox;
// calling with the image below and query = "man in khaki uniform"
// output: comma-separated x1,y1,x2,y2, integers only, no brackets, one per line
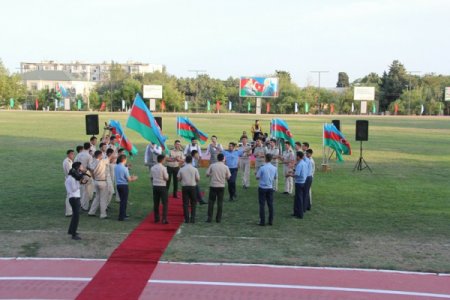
105,148,116,207
74,142,93,211
63,149,75,216
151,154,169,224
206,153,231,223
280,141,295,195
238,136,252,189
253,138,266,173
166,140,185,198
88,150,109,219
177,156,200,223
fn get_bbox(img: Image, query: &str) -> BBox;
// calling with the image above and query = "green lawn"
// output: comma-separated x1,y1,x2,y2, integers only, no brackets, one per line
1,111,449,272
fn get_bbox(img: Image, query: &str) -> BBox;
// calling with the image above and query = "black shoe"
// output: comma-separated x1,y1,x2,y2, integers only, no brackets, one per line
154,218,160,223
268,222,273,226
172,194,178,198
72,235,81,240
243,186,248,189
190,219,195,224
229,197,234,202
88,214,96,217
184,219,190,223
199,200,207,205
81,208,89,212
216,220,221,223
258,223,265,226
206,219,212,223
282,192,289,195
162,220,169,224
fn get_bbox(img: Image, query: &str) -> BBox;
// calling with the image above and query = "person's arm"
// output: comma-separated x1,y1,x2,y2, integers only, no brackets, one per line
226,167,231,180
256,168,262,180
177,169,182,181
206,166,211,177
195,169,200,183
163,168,169,181
204,145,211,156
125,168,138,182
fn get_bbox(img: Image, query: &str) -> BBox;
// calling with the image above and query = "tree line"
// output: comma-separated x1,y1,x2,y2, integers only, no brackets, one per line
1,59,449,115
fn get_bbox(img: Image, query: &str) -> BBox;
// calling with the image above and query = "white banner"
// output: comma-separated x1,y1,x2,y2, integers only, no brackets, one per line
295,102,298,113
149,99,156,111
64,98,71,111
228,101,232,110
445,87,450,101
143,85,163,99
184,101,188,111
354,87,375,101
360,101,367,114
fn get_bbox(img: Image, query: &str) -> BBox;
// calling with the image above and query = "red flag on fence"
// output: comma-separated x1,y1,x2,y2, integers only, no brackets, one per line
216,100,220,112
330,103,335,114
100,102,106,111
267,102,270,113
35,98,39,110
394,103,398,115
161,100,166,111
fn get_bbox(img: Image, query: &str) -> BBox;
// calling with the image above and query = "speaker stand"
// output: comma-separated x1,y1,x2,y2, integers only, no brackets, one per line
353,141,372,172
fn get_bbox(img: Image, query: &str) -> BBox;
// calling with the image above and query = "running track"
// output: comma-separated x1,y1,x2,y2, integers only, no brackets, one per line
1,258,450,299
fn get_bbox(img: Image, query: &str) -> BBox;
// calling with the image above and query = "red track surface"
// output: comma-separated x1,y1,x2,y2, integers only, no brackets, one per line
1,258,449,300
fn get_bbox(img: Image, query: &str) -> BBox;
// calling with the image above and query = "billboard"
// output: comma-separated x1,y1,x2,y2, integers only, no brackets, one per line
445,87,450,101
354,87,375,101
239,77,279,98
143,85,163,99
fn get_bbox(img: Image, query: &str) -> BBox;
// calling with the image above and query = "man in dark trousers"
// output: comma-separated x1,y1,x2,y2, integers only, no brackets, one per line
256,154,278,226
151,155,169,224
178,155,200,223
292,151,307,219
206,153,231,223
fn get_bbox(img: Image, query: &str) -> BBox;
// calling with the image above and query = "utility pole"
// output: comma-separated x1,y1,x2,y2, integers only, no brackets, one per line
407,70,421,115
310,71,329,113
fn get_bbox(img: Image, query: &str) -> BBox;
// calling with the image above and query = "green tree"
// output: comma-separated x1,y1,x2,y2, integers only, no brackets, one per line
380,60,408,111
336,72,350,87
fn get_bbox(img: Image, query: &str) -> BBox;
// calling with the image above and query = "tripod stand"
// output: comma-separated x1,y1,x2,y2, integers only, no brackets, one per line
353,141,372,172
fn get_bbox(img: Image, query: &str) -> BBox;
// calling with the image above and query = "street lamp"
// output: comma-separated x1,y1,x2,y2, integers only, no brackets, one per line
407,70,421,115
310,71,329,113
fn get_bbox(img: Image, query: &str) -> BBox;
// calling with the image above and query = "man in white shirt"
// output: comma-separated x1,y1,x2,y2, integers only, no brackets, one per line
74,142,93,211
306,149,315,210
238,136,252,189
144,142,162,171
89,136,98,155
88,150,109,219
184,138,202,158
63,149,75,216
65,162,84,240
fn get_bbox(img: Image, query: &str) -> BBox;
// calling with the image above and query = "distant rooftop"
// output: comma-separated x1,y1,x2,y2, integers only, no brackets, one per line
20,70,77,81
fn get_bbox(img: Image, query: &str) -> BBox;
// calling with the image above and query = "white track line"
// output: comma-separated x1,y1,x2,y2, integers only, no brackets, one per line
148,279,450,299
1,277,450,299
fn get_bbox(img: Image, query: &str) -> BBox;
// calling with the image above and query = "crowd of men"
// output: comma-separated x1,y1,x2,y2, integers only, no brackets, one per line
63,120,316,239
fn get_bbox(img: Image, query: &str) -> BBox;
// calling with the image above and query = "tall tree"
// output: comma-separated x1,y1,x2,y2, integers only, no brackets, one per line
380,60,408,111
336,72,350,87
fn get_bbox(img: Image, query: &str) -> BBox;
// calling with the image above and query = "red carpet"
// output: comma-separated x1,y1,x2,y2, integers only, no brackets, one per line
76,193,184,300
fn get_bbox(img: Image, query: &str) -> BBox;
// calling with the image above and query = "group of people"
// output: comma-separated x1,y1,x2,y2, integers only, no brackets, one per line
63,135,137,240
143,119,316,226
63,120,316,239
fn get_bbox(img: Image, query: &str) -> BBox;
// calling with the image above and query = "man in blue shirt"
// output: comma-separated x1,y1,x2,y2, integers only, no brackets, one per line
292,151,307,219
303,150,313,212
256,154,278,226
223,142,243,201
115,154,138,221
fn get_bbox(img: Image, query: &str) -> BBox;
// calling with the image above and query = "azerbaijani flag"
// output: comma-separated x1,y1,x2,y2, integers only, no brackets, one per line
270,118,295,148
56,83,68,98
109,120,138,156
176,116,208,144
323,123,351,162
127,93,168,152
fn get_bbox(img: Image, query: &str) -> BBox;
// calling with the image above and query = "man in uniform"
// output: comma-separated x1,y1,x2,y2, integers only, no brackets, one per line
166,140,185,198
253,138,266,173
292,151,307,219
88,150,109,219
178,155,200,223
89,136,98,155
206,153,231,223
280,141,295,195
74,142,93,211
256,154,278,226
305,148,315,211
191,150,206,204
63,149,75,216
265,138,280,191
238,135,252,189
151,155,169,224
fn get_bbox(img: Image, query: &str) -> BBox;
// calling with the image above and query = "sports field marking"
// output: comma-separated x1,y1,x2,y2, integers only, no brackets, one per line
149,279,450,299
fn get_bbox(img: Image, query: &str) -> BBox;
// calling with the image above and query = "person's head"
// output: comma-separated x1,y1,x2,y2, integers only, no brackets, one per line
255,138,262,146
241,136,248,144
217,153,224,162
285,141,291,149
191,149,199,158
106,148,114,157
72,161,82,171
174,139,181,150
99,142,107,151
255,120,259,125
76,145,83,153
66,149,75,161
118,148,125,155
185,155,193,164
83,142,91,150
110,136,116,143
94,150,102,159
306,148,313,158
295,141,301,151
302,142,310,151
211,135,217,143
157,154,166,164
117,154,127,164
191,138,198,145
270,138,276,147
228,142,236,151
69,161,85,181
265,153,273,163
296,151,304,161
90,136,97,145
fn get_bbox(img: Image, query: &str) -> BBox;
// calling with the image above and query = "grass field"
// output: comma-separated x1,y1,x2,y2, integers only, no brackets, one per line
1,111,449,272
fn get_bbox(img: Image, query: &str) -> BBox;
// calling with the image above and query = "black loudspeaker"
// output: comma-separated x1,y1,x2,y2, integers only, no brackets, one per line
154,116,162,129
85,114,99,135
332,119,341,131
355,120,369,141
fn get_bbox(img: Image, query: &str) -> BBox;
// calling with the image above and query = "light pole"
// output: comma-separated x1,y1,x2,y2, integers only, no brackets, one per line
310,71,329,113
407,70,421,115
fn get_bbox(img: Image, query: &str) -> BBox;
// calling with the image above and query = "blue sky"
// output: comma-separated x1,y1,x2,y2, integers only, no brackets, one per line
1,0,449,87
